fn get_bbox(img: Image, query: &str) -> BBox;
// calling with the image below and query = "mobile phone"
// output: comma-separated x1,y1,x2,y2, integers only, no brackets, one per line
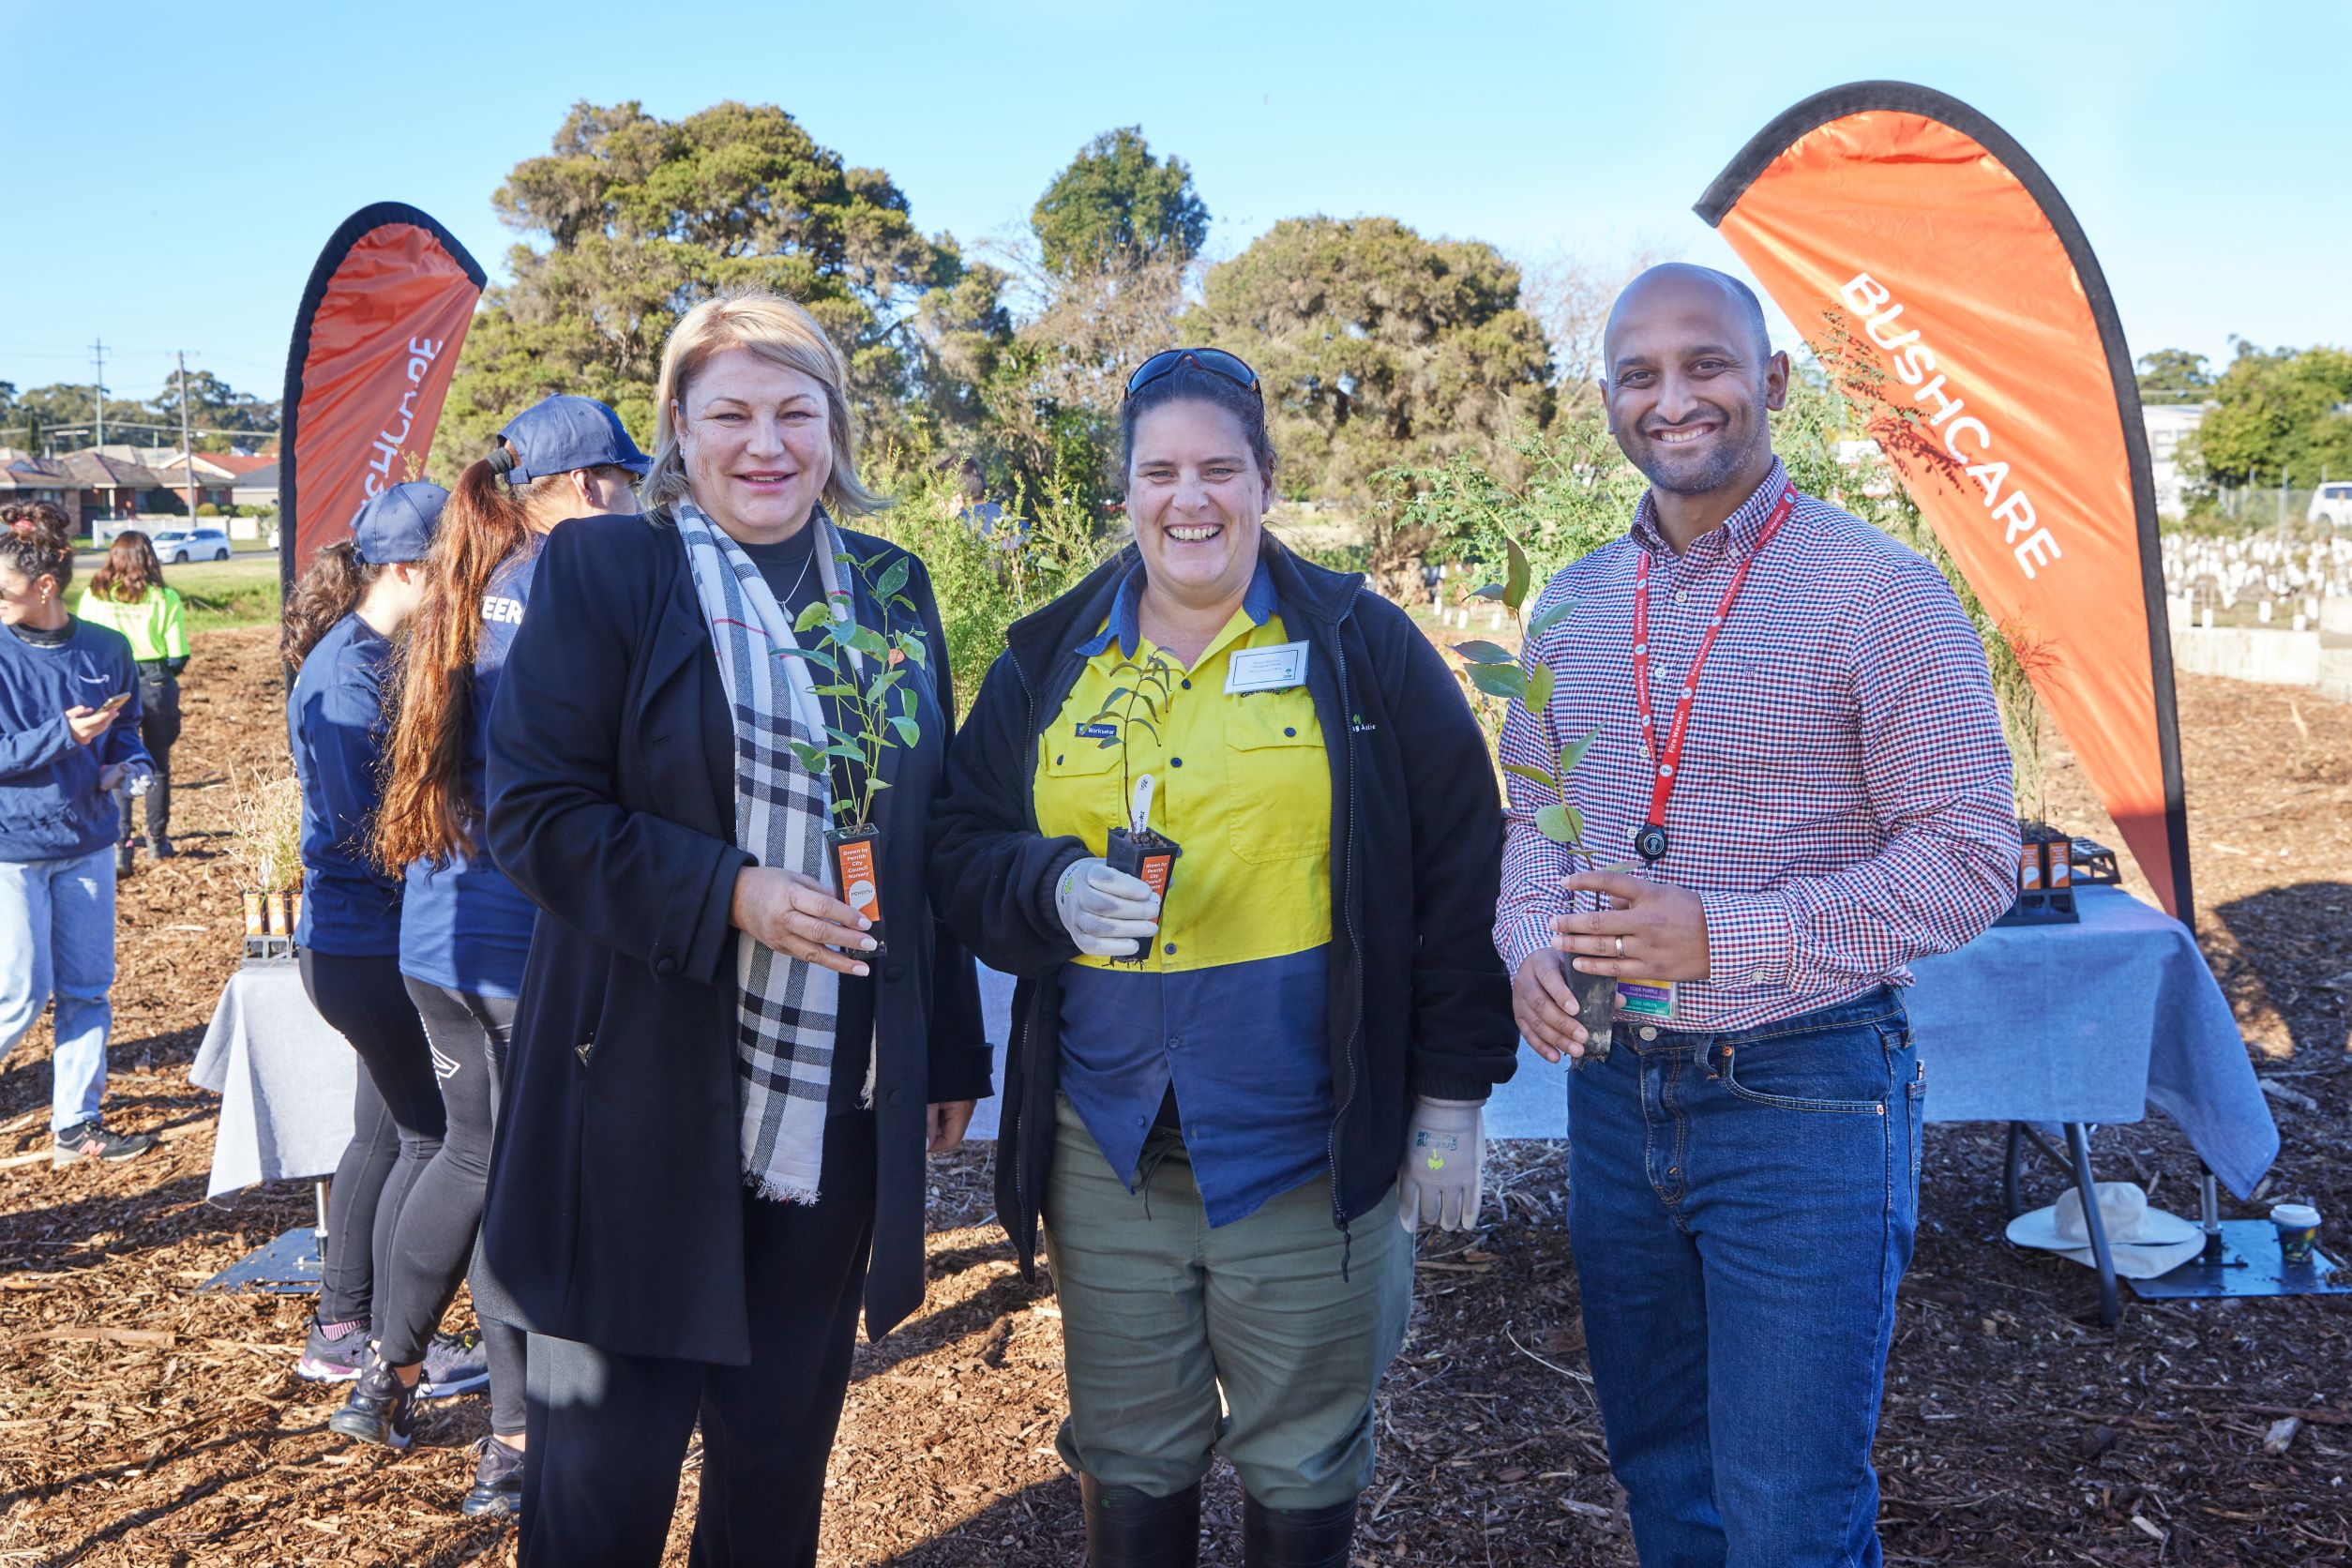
98,691,132,713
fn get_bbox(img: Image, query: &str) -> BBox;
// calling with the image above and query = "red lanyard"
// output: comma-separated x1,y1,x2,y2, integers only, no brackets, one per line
1629,486,1796,862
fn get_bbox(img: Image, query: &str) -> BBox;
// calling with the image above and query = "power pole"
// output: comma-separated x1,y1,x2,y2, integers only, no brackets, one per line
176,353,199,518
91,338,107,448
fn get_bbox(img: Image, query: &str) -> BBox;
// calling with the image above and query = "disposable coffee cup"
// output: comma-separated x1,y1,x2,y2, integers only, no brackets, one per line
2270,1202,2322,1266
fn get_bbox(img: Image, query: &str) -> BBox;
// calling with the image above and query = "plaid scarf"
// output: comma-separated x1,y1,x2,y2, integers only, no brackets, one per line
674,500,854,1204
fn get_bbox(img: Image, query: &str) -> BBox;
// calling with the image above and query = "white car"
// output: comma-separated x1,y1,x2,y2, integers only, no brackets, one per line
151,527,233,564
2309,482,2352,530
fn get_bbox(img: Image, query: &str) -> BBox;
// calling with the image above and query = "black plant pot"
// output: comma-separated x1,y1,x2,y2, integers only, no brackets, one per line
1572,969,1617,1063
1104,827,1182,966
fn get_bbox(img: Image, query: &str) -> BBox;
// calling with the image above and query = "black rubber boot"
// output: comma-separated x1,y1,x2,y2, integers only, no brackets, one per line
1242,1494,1358,1568
1080,1474,1200,1567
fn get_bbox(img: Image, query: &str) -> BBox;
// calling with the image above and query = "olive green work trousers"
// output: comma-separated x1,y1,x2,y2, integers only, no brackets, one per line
1042,1092,1412,1510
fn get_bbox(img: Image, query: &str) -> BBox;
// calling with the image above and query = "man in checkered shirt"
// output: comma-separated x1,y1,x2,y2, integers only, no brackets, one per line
1495,264,2018,1567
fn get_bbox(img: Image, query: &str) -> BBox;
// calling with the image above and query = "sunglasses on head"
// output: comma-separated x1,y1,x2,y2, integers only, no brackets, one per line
1125,348,1261,400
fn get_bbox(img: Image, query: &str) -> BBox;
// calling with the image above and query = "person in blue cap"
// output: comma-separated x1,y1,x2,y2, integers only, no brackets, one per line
331,397,646,1520
284,482,482,1401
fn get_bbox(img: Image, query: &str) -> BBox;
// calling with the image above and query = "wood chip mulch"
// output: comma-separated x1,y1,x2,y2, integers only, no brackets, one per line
3,626,2346,1565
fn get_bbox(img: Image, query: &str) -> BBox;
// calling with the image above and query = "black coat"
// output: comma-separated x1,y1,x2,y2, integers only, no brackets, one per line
927,542,1515,1277
481,512,989,1363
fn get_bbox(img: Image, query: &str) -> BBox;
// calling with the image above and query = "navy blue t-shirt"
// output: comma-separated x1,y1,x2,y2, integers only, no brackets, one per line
288,613,401,955
398,542,544,998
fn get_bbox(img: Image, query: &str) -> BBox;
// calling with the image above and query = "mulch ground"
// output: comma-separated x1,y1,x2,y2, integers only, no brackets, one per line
3,623,2347,1566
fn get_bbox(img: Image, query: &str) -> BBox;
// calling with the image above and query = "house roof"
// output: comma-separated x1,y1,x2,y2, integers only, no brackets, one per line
60,450,166,489
231,462,280,494
0,455,73,494
204,452,276,476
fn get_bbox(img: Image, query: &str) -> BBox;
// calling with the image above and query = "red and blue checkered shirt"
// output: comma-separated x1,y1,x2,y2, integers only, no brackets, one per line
1494,459,2021,1032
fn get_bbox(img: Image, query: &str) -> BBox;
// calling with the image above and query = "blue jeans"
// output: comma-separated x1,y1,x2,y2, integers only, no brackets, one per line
1569,988,1923,1568
0,846,118,1133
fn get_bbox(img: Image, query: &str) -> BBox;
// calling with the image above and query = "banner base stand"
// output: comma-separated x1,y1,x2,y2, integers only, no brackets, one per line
2133,1221,2351,1302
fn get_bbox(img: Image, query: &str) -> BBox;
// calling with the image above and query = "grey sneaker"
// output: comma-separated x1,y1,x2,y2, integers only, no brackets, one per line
52,1121,157,1167
417,1330,490,1399
296,1316,369,1383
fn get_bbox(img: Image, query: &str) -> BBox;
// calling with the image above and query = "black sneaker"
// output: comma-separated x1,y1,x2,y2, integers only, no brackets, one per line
296,1316,370,1383
52,1122,158,1168
151,835,175,860
116,841,136,878
328,1358,417,1450
417,1330,490,1399
461,1436,525,1519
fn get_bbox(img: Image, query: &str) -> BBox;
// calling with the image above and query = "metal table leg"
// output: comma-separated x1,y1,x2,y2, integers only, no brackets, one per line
2063,1123,2121,1326
2003,1123,2026,1219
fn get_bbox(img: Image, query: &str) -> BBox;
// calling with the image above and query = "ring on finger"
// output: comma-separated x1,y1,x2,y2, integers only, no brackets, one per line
1614,935,1624,958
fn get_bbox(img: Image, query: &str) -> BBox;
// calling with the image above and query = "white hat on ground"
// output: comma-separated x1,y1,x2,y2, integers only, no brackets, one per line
2005,1181,2203,1280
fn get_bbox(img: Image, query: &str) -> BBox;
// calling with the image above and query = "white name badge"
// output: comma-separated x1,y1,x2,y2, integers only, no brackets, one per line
1225,641,1309,694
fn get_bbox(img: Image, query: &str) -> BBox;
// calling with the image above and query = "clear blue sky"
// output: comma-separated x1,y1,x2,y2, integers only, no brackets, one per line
4,0,2344,417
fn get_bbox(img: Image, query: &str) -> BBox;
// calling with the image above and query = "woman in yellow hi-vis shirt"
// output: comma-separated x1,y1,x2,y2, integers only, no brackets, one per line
74,531,190,874
932,348,1516,1568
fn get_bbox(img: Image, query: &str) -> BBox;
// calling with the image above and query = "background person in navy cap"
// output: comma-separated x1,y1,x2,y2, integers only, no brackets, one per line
332,399,645,1521
283,482,458,1395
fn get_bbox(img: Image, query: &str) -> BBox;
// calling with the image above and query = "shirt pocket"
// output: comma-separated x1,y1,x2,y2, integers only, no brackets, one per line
1222,702,1331,866
1036,732,1124,849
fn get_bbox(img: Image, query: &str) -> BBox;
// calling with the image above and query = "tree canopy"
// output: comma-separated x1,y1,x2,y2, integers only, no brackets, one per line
1030,128,1209,277
441,99,965,469
2136,347,2214,405
1184,216,1553,499
2189,342,2352,487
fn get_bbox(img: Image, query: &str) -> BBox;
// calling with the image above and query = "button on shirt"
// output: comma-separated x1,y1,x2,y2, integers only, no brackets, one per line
1494,460,2019,1031
1036,559,1334,1227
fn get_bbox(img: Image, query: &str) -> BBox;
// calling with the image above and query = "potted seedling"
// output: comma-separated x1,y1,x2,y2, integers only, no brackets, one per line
787,553,935,957
1084,650,1183,963
227,771,305,961
1448,538,1617,1062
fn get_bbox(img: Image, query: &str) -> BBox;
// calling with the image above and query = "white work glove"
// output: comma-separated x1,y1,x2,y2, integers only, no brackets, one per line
1397,1097,1485,1232
1053,857,1161,958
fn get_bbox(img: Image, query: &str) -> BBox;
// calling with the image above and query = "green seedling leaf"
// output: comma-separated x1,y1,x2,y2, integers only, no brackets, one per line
848,626,889,659
873,558,910,600
825,743,865,761
897,635,927,668
1533,804,1576,845
1526,596,1577,640
1501,761,1564,795
779,646,837,672
1526,663,1556,716
788,741,828,773
1560,803,1586,845
1465,663,1530,704
1470,582,1506,602
887,716,920,746
793,602,833,634
1560,727,1598,773
811,683,859,699
1503,537,1530,613
1449,640,1515,666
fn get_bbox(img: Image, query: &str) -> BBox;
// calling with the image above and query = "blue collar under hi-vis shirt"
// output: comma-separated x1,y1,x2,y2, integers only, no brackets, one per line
1035,556,1336,1227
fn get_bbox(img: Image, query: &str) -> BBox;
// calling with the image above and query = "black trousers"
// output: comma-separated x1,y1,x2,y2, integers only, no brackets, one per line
519,1109,878,1568
299,949,445,1326
112,668,180,843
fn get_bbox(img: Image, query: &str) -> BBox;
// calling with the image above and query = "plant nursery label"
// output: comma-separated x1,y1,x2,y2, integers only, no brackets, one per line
1615,977,1677,1024
1225,641,1308,693
833,837,882,924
